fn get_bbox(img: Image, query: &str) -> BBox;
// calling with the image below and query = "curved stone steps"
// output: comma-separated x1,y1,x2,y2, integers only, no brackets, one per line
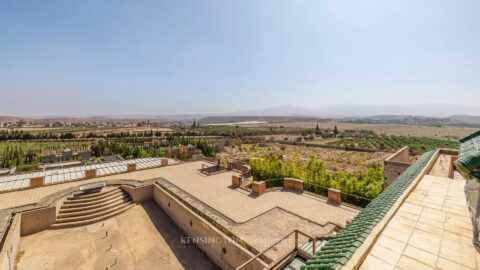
56,200,133,223
50,204,135,229
63,189,123,204
67,187,120,200
51,186,135,229
58,198,132,219
59,195,131,214
60,193,128,209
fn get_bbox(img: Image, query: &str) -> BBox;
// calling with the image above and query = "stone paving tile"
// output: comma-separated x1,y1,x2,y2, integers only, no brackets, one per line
370,245,401,266
408,228,442,254
382,227,411,243
376,235,407,254
402,245,438,268
436,257,473,270
360,255,395,270
396,255,434,270
439,243,477,269
0,161,358,228
359,169,480,270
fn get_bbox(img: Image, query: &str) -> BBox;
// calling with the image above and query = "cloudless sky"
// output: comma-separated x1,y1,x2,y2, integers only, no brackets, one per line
0,0,479,116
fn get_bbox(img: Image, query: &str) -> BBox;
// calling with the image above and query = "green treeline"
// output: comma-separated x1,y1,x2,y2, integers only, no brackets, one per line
249,155,384,199
0,137,215,168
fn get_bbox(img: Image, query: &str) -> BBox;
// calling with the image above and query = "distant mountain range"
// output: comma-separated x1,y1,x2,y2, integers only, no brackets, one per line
223,104,480,118
1,104,480,128
198,114,480,128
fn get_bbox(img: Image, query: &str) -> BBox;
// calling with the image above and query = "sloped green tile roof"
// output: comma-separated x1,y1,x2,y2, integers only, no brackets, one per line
301,150,436,270
457,130,480,181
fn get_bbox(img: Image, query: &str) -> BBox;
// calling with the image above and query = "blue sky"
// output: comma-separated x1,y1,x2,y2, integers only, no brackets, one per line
0,0,479,116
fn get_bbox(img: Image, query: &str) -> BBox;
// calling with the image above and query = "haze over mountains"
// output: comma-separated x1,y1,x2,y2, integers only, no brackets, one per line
226,104,480,118
1,103,480,127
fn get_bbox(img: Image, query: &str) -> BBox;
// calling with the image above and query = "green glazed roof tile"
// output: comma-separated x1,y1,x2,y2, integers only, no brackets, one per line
456,130,480,180
301,150,436,270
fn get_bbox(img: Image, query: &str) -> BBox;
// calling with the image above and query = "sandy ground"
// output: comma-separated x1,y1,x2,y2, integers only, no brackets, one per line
17,201,218,270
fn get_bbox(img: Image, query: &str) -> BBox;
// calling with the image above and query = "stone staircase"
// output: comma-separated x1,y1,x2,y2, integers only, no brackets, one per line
50,187,134,229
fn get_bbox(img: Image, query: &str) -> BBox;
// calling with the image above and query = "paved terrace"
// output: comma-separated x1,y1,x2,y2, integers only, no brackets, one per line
360,156,480,270
0,158,177,192
0,161,358,228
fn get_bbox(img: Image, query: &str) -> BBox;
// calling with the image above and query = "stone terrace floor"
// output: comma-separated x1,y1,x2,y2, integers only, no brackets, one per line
0,161,358,227
360,170,480,270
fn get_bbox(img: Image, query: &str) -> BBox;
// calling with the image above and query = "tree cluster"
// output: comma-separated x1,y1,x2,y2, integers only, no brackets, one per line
249,155,383,199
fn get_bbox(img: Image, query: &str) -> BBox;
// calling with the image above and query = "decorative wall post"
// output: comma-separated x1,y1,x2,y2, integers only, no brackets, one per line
127,163,137,172
252,181,266,196
232,175,242,188
161,159,169,167
328,188,342,204
30,176,45,188
85,169,97,179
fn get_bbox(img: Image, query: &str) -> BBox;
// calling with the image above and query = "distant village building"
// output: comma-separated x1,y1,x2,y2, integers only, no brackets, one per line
62,149,73,161
40,148,92,164
104,156,120,162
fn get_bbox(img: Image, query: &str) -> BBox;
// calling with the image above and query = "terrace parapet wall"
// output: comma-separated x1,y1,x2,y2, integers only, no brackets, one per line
384,146,411,188
0,214,21,270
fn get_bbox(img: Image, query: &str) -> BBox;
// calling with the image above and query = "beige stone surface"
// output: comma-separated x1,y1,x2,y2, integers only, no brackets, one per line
0,161,358,227
17,201,218,270
359,158,480,270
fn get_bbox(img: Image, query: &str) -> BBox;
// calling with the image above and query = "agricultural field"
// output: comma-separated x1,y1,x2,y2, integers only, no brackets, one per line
326,130,459,154
250,121,477,139
0,141,93,168
0,126,173,138
217,143,391,174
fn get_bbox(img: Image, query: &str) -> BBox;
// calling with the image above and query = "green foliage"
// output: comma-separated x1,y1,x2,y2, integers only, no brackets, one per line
0,142,91,168
330,130,459,154
250,155,384,199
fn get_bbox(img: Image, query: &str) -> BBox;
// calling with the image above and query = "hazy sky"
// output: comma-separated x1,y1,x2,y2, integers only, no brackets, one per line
0,1,479,116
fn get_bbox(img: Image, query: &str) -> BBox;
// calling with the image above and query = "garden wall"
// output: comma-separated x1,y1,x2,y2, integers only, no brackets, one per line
0,215,21,270
152,184,267,270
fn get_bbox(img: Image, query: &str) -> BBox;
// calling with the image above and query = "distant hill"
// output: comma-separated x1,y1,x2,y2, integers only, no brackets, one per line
447,115,480,125
199,114,480,128
0,116,24,121
199,116,330,124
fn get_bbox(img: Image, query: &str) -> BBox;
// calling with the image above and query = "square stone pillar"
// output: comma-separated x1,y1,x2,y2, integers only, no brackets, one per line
161,159,169,167
85,169,97,179
328,188,342,204
30,177,44,188
252,181,266,196
283,178,304,192
232,175,242,187
127,163,137,172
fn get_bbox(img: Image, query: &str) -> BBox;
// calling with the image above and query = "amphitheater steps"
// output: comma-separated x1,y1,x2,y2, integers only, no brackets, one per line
65,188,122,203
60,192,128,209
50,187,134,229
